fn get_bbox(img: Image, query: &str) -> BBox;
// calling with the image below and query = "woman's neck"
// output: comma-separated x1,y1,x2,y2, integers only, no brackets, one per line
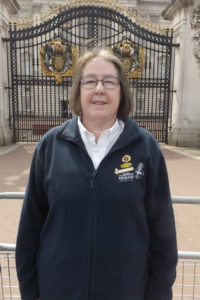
81,118,117,142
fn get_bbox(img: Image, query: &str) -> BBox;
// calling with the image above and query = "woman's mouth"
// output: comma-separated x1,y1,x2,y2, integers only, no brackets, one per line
92,101,106,105
92,98,107,105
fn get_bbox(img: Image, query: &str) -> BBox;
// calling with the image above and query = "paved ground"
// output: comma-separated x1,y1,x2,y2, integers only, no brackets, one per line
0,142,200,252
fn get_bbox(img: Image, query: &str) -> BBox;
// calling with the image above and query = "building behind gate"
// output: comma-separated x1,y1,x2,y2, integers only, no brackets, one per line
0,0,200,146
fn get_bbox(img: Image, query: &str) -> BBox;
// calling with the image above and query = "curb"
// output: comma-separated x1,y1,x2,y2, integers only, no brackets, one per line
161,144,200,161
0,144,22,157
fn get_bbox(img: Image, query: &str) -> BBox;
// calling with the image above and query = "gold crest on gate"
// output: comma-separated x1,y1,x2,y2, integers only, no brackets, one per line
40,37,78,83
112,37,144,78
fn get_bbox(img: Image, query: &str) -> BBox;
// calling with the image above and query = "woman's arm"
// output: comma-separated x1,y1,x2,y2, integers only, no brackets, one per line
16,147,48,300
144,149,178,300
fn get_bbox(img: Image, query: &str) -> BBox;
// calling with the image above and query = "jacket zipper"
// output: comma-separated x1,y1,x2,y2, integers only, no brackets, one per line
62,137,128,300
88,169,98,300
90,170,97,188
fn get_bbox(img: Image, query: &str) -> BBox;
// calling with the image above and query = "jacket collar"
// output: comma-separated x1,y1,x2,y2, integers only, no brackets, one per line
57,116,82,143
57,116,142,150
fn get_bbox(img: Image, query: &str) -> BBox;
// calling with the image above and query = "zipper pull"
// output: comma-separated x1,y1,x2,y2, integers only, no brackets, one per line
90,170,97,188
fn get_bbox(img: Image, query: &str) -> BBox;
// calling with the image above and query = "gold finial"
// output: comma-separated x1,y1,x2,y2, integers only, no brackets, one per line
35,16,40,26
10,20,16,28
21,19,26,28
155,24,159,33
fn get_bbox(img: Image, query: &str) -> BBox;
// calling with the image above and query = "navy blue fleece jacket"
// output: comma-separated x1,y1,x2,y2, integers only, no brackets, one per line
16,117,177,300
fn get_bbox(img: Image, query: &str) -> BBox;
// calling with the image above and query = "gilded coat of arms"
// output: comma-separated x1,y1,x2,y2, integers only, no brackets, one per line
40,38,78,83
112,38,144,78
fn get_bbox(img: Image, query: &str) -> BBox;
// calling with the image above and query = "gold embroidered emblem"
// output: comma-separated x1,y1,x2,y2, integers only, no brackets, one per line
122,155,131,163
115,167,134,175
120,162,132,168
115,155,134,174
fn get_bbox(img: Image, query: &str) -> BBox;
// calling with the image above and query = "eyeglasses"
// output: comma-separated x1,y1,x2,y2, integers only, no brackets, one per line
80,77,120,89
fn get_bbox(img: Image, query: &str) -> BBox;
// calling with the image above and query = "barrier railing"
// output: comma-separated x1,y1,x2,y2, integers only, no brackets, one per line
1,192,200,204
1,193,200,299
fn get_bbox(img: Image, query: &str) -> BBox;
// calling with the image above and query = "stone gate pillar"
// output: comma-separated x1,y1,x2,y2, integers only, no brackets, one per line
0,0,20,145
163,0,200,147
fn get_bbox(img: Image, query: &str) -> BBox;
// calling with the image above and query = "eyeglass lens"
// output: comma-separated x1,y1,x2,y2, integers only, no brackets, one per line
80,77,120,89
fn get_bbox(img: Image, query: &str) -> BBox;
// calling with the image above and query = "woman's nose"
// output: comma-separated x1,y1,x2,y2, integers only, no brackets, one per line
94,80,105,93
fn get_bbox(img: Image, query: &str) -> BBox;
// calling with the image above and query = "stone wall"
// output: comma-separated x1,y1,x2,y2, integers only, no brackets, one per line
163,0,200,146
14,0,171,24
0,0,20,145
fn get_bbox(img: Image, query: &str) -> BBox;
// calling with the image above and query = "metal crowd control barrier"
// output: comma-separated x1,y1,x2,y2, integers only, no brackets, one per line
1,193,200,299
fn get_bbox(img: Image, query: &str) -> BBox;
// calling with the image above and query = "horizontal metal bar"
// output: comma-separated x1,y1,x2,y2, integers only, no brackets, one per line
4,86,13,89
178,251,200,259
0,192,24,199
1,285,19,288
1,193,200,204
0,243,200,259
172,196,200,204
174,296,200,298
1,37,10,42
1,296,20,299
172,43,180,47
0,243,16,251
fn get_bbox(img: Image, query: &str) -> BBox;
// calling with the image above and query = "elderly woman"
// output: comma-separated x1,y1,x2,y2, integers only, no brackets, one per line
16,48,177,300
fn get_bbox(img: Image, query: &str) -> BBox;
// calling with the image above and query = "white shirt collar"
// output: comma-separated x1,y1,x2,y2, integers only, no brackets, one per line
78,117,121,139
77,117,124,169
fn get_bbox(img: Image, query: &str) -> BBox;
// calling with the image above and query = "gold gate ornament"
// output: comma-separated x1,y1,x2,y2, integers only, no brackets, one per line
112,38,144,78
40,38,78,83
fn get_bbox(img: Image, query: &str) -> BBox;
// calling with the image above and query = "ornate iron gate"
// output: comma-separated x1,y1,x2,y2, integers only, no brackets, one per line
7,0,173,143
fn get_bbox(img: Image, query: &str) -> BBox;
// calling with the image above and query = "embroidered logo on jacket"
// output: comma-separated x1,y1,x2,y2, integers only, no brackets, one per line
135,162,144,179
115,155,144,182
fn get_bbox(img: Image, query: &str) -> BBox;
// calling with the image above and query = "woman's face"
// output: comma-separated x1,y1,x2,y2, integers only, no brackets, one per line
79,57,121,126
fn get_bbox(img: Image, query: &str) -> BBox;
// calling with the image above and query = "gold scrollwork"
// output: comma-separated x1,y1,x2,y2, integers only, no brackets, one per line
11,0,173,34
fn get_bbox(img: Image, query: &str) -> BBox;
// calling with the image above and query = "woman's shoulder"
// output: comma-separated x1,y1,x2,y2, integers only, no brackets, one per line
35,117,78,154
40,117,77,141
124,117,158,145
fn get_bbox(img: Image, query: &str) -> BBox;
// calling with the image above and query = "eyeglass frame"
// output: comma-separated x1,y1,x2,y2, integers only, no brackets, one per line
80,76,121,89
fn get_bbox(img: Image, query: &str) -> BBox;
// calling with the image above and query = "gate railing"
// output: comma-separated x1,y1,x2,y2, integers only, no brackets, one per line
1,193,200,299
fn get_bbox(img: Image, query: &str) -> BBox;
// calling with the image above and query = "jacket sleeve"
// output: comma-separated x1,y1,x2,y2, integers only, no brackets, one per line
144,148,178,300
16,145,48,300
